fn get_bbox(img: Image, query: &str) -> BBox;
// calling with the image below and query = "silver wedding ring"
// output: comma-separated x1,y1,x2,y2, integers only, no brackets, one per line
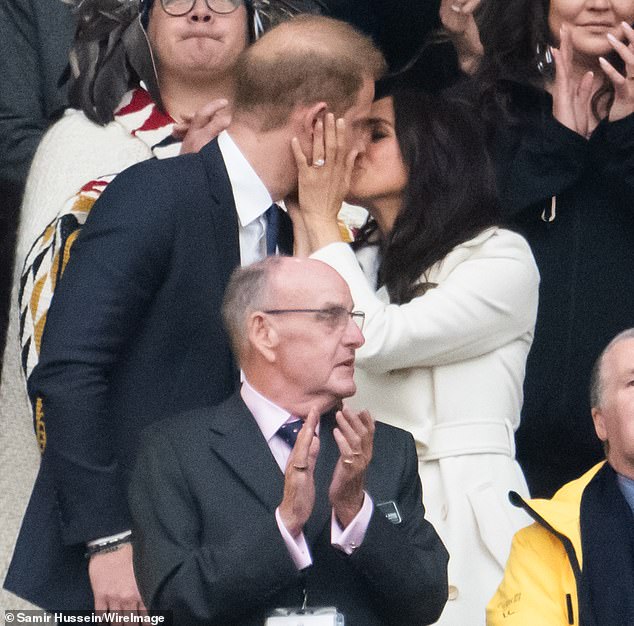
313,158,325,168
343,458,354,465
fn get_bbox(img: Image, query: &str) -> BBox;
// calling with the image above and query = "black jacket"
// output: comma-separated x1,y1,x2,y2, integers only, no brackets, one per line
485,81,634,496
129,393,449,626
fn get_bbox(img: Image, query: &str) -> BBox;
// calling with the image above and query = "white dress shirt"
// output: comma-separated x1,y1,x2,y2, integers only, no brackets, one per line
240,379,373,570
217,130,274,266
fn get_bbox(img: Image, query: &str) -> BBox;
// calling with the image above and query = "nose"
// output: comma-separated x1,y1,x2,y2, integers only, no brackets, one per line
189,0,213,22
587,0,610,8
355,126,372,154
343,316,365,349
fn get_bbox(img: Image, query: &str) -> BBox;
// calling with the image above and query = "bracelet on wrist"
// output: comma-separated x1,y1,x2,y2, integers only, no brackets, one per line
85,534,132,559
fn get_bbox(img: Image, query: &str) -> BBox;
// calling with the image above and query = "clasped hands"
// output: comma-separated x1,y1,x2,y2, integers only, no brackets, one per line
278,406,375,538
552,21,634,137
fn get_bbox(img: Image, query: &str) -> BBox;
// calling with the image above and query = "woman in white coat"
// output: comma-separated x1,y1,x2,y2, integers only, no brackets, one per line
290,88,539,625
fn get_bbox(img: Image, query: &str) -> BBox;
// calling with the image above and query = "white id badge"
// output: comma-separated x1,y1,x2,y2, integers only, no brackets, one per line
265,607,344,625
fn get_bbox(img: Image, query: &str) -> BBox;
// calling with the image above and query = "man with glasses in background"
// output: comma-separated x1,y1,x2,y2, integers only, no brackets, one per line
129,256,449,625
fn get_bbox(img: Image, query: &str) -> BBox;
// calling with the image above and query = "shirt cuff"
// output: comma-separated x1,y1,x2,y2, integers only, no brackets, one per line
275,508,313,570
331,492,373,555
86,529,132,547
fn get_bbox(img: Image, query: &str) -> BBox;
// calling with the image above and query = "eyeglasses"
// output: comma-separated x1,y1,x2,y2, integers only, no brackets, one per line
263,307,365,331
160,0,243,17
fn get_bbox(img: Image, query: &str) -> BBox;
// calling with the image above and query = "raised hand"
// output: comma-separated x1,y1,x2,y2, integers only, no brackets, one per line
89,543,146,612
601,21,634,122
291,113,357,221
329,408,375,529
278,408,321,538
551,25,595,137
290,113,357,253
439,0,483,74
174,98,232,154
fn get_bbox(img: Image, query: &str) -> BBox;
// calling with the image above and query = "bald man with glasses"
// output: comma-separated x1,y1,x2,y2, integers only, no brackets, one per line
129,256,449,625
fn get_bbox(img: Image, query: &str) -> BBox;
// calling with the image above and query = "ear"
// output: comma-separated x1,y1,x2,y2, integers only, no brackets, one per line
287,102,327,167
291,101,327,149
303,101,328,135
591,407,608,443
247,311,279,363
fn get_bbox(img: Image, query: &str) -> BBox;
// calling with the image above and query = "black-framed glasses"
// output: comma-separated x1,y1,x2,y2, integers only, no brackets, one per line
160,0,243,17
263,307,365,331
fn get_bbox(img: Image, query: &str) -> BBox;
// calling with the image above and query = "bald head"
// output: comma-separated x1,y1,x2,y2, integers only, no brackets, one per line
267,256,351,305
222,256,364,413
222,256,351,362
590,329,634,409
590,330,634,477
233,15,386,130
223,257,363,416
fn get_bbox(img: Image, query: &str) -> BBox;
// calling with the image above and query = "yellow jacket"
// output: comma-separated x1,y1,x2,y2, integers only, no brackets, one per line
486,463,604,626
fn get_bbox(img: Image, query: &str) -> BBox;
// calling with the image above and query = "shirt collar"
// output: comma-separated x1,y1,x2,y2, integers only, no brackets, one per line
217,130,272,228
241,378,293,444
617,472,634,514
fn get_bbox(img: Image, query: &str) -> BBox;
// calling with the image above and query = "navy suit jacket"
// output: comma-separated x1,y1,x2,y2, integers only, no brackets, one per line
129,393,449,625
5,139,292,609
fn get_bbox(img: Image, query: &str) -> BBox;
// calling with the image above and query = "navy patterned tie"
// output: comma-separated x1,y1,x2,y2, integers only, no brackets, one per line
265,203,280,256
277,419,304,448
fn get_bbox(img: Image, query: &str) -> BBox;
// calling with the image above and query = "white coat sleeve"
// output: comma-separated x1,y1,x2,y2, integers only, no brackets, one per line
311,231,539,374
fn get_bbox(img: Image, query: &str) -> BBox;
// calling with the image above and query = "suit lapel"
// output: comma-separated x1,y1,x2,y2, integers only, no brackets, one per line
198,139,240,280
198,140,241,388
208,394,339,543
305,411,340,545
208,394,285,513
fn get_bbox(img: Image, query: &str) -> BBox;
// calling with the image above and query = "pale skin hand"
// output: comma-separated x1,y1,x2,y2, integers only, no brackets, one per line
289,113,357,254
439,0,483,74
88,543,147,612
550,25,595,138
329,408,375,529
174,98,232,154
278,407,321,538
600,21,634,122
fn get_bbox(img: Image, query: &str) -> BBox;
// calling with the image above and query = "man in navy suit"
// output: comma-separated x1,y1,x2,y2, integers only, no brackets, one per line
5,14,385,612
129,256,449,625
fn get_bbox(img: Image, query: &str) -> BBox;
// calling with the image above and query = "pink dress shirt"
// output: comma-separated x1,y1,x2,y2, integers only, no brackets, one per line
240,379,373,570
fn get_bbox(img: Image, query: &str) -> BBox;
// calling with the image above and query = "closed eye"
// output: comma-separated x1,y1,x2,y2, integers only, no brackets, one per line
371,130,388,142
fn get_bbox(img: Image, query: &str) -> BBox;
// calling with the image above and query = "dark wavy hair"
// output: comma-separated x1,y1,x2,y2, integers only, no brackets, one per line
475,0,620,121
355,89,501,305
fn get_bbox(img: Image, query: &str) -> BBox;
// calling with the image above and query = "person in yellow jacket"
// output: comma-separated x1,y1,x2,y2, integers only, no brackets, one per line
487,329,634,626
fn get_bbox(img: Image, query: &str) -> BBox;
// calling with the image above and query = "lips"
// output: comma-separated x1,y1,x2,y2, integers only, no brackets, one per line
181,32,219,40
580,21,614,28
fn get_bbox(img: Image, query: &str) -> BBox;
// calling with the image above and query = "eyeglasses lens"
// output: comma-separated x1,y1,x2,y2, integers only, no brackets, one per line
161,0,241,16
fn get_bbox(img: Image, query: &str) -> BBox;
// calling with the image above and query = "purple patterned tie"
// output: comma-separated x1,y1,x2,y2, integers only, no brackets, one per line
277,419,304,448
